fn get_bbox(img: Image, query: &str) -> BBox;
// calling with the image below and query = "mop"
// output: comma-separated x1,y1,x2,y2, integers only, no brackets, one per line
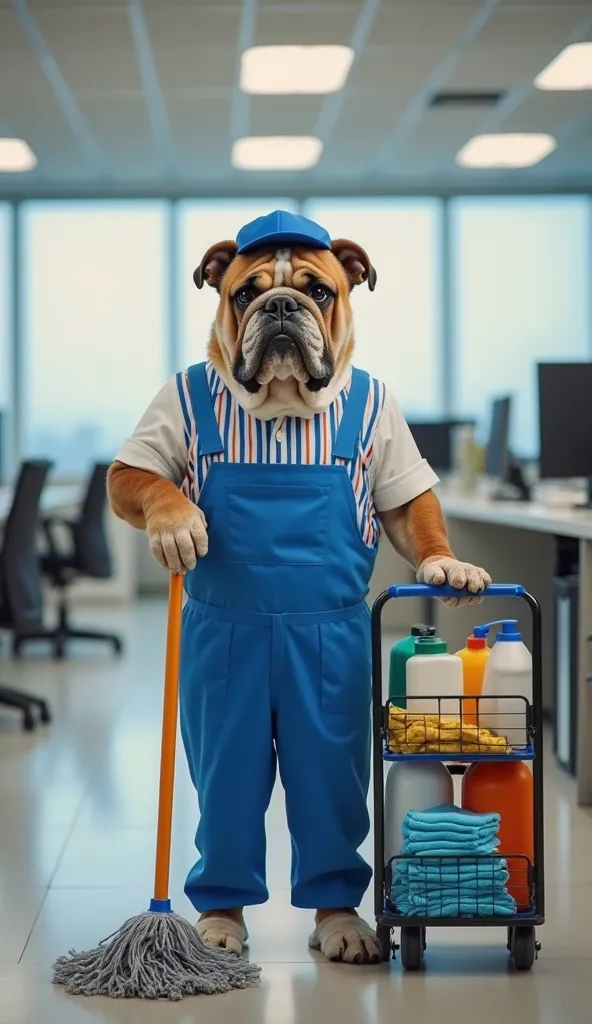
53,572,261,999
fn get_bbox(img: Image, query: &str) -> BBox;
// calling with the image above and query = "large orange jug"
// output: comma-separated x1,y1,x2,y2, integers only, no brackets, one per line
462,761,533,911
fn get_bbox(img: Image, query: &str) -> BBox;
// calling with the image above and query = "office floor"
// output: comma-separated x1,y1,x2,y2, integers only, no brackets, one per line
0,598,591,1024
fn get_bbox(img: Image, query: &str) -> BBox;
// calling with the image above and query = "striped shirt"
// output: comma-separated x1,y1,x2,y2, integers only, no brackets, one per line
176,362,386,549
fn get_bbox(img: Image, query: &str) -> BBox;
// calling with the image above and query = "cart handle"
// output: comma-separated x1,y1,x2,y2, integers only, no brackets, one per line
387,583,525,599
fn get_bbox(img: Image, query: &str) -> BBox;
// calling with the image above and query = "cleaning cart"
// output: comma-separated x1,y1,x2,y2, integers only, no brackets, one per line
372,583,545,971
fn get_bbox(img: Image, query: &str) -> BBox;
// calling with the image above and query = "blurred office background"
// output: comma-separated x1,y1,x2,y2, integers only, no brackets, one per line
1,4,592,1018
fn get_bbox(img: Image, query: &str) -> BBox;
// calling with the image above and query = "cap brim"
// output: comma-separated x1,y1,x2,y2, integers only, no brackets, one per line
237,231,331,255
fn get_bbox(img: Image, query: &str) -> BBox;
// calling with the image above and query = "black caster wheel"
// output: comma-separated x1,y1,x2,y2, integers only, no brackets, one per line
507,926,514,952
376,924,392,962
23,711,36,732
400,927,424,971
511,927,536,971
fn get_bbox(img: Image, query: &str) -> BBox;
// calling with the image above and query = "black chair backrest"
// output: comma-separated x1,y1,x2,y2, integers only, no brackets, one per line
73,462,113,579
0,460,52,630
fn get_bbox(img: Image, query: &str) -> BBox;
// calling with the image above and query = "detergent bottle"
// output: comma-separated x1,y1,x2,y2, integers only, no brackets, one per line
406,636,463,717
462,761,533,911
455,633,491,727
475,620,532,748
389,624,436,709
385,760,453,864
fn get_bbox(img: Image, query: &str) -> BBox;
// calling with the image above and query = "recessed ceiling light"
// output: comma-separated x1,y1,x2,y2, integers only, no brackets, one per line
240,45,354,95
535,42,592,90
0,138,37,173
456,133,556,169
232,136,323,171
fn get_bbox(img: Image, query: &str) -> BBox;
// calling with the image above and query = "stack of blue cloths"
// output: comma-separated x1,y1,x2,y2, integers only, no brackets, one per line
391,805,516,918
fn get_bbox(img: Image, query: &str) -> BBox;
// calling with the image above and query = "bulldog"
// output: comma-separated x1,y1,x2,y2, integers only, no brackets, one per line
108,210,490,965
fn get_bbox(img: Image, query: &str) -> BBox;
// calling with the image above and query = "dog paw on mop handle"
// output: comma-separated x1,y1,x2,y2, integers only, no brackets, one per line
52,573,260,1000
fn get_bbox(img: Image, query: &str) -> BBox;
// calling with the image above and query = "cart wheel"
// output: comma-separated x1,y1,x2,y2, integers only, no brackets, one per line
507,927,514,952
400,927,424,971
376,924,392,962
511,927,536,971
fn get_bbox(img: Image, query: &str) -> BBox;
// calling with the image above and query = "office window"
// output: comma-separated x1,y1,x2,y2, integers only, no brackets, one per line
0,204,11,475
178,199,297,370
450,196,592,458
303,198,444,419
21,201,169,475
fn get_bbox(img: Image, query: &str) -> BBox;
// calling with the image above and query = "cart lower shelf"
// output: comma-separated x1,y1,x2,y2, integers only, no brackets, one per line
376,913,543,972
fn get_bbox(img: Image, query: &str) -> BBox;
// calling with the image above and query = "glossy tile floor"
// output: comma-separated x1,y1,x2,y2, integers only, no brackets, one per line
0,598,591,1024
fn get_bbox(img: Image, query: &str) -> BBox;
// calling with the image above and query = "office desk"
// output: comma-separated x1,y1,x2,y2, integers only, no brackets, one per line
437,491,592,806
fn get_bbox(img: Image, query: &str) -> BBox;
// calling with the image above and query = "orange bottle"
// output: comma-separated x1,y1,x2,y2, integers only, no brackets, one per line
455,635,490,726
462,761,533,911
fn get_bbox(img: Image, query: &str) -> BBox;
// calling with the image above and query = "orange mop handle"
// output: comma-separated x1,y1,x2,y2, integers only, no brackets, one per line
153,572,184,903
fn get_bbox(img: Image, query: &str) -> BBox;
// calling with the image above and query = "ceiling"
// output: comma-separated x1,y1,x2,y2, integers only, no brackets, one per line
0,0,591,197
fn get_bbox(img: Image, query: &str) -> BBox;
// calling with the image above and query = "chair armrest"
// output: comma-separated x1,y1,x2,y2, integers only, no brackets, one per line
42,517,76,559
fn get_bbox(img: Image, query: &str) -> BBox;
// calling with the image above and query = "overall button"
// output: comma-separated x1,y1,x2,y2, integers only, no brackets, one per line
276,430,285,442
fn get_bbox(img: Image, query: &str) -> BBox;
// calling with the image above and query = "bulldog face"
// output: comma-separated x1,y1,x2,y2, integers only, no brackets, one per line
194,240,376,406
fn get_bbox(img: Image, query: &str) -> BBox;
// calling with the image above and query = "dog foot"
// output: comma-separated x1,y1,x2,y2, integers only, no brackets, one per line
196,914,248,955
309,912,382,964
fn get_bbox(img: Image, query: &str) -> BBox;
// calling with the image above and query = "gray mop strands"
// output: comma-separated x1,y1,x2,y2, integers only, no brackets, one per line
52,908,261,1000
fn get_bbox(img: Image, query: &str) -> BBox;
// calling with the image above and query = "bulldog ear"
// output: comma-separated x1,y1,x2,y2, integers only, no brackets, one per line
193,240,238,290
331,239,377,292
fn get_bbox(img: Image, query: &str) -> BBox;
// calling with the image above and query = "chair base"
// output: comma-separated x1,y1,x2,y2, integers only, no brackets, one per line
13,626,123,660
0,685,52,731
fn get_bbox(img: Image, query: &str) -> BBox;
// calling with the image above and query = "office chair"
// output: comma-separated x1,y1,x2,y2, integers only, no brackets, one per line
0,460,53,730
14,462,123,659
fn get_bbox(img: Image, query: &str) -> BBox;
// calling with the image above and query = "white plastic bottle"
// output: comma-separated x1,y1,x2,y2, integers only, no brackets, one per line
406,636,463,717
476,620,532,748
384,761,454,864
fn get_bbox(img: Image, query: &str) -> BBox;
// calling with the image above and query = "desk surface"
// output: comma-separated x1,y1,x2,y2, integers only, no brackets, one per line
439,491,592,541
0,484,81,522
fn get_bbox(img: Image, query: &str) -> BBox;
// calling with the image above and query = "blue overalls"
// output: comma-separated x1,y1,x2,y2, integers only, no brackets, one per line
179,362,378,911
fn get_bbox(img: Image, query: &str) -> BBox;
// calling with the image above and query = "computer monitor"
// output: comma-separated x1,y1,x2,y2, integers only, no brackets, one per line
408,422,453,472
408,420,475,473
485,397,511,480
484,396,530,501
538,363,592,504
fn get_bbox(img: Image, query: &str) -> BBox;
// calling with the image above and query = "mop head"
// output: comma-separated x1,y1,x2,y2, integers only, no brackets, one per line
52,909,261,1000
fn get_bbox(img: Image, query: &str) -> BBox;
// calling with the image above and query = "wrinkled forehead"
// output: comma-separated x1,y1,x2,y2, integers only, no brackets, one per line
222,247,348,294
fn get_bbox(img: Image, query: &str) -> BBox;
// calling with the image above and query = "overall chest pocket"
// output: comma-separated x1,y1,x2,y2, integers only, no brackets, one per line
225,484,330,565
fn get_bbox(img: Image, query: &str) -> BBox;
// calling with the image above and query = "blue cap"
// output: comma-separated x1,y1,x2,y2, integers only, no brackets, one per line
473,620,522,642
236,209,331,255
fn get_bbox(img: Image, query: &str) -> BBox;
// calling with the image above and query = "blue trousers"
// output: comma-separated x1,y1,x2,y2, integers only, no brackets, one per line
179,599,372,911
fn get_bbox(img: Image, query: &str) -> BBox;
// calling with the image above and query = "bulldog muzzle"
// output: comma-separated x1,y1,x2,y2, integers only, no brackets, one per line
234,290,334,394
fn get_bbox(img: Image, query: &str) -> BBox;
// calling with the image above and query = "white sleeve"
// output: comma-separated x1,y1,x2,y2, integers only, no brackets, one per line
370,389,439,511
115,377,187,487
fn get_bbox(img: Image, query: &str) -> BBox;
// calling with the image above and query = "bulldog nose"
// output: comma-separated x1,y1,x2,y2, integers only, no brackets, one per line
264,295,299,319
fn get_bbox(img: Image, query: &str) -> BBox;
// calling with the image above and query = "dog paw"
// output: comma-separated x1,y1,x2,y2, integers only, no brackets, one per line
309,913,382,965
196,915,248,956
147,502,208,573
418,557,491,607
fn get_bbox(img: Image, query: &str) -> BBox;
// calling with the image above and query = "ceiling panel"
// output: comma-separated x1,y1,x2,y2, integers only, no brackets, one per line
502,91,592,134
367,4,481,48
249,95,325,135
253,9,359,46
35,9,142,92
477,5,592,45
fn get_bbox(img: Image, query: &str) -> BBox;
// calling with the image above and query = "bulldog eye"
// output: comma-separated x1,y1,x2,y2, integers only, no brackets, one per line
308,283,333,306
234,286,257,307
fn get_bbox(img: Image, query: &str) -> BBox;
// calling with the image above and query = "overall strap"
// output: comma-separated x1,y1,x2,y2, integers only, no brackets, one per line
186,362,224,456
332,367,370,460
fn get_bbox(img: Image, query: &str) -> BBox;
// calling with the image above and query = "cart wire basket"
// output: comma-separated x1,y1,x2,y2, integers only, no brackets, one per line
372,583,545,972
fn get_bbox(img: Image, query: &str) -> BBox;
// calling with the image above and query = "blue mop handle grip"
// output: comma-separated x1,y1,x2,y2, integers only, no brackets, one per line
387,583,525,600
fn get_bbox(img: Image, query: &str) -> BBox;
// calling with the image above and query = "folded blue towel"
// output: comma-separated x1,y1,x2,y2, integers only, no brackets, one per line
394,878,510,896
395,859,508,883
401,837,499,856
404,805,500,835
393,895,517,918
